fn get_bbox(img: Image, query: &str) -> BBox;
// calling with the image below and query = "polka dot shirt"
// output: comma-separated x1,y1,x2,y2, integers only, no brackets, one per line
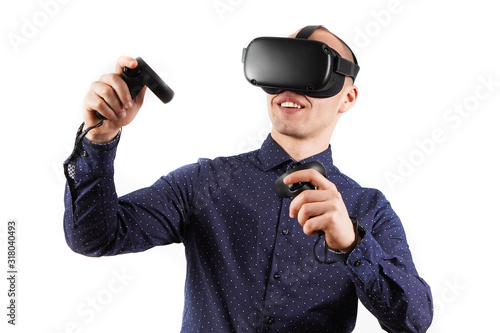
63,132,433,332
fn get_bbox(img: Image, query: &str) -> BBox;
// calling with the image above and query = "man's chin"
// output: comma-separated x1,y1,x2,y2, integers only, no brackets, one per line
272,127,310,140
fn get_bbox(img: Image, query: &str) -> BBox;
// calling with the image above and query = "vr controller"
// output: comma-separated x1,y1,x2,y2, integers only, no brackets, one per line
275,161,330,240
96,57,174,119
275,161,327,198
274,160,360,264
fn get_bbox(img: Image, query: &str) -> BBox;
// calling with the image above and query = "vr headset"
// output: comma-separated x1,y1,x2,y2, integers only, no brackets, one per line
242,25,360,98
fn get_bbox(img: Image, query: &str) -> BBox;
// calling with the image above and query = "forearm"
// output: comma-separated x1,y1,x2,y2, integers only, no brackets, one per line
63,124,194,256
344,232,433,332
63,130,123,256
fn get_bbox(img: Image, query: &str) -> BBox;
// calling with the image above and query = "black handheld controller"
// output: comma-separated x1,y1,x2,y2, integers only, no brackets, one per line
274,160,358,264
275,161,327,198
122,57,174,102
96,57,174,119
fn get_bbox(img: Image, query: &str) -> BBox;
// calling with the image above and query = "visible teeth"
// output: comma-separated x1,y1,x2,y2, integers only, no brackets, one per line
280,101,303,109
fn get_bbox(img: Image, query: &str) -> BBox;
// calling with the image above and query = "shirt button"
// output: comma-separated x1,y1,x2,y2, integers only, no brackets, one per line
273,273,280,279
287,162,300,171
282,229,289,235
267,318,275,324
354,260,361,267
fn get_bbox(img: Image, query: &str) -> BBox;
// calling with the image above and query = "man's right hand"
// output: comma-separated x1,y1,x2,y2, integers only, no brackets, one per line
83,56,147,144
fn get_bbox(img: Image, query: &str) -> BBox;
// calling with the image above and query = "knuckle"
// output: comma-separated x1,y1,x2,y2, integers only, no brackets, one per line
90,80,114,98
99,73,122,89
92,99,106,111
298,209,309,223
329,189,342,201
329,202,338,211
89,80,101,91
325,211,337,223
302,202,313,214
108,73,122,85
303,222,315,235
98,73,111,82
98,84,114,98
301,190,315,201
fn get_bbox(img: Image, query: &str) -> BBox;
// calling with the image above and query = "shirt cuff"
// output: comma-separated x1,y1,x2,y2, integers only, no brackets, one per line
63,123,121,182
343,231,386,285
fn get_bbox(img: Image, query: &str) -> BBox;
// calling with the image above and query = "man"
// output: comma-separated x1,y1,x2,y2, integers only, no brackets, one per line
63,26,433,332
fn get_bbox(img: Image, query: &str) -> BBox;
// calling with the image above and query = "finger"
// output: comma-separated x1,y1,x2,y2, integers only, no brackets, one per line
296,201,327,226
113,56,138,106
114,56,138,74
86,88,124,120
301,215,326,236
84,89,120,121
284,169,335,191
134,85,148,105
92,78,126,118
99,73,133,111
303,215,356,251
289,189,329,218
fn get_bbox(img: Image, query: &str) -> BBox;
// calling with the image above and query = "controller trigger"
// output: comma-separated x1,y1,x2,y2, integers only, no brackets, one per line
289,182,304,191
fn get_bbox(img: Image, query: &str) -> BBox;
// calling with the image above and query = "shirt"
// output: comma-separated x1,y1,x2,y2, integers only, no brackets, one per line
63,131,433,332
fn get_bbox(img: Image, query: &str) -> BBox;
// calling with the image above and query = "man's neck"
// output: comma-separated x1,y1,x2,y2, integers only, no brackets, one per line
270,130,331,161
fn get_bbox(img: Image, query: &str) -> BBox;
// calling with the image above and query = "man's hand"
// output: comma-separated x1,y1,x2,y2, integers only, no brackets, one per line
83,56,147,144
286,169,357,252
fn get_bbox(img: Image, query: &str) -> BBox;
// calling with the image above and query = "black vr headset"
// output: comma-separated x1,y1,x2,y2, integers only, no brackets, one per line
242,25,360,98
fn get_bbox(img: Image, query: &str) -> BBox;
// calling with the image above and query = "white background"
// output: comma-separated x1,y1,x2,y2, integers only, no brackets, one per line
1,0,499,332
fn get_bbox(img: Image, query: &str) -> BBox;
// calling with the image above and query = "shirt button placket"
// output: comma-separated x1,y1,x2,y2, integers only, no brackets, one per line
264,165,295,329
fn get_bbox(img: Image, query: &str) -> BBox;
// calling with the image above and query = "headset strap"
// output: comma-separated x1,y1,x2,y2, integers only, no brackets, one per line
296,25,360,80
295,25,323,39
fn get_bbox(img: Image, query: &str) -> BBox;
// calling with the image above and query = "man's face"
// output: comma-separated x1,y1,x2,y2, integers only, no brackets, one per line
267,29,357,141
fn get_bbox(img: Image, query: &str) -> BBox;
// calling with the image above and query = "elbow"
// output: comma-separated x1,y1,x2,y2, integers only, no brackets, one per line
409,308,433,333
382,310,433,333
380,287,434,333
406,286,434,332
65,236,107,257
417,291,434,332
64,221,112,257
412,278,434,331
403,291,434,332
63,211,113,257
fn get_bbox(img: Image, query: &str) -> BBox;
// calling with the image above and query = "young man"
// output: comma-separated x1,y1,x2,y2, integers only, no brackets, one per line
63,26,433,332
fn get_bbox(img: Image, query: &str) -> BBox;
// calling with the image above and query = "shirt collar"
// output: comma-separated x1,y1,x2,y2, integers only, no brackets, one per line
259,134,334,173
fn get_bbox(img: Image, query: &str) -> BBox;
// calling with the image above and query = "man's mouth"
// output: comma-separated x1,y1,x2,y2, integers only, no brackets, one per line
279,101,304,109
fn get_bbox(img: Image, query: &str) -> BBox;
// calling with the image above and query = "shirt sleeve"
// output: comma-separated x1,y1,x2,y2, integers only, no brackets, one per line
342,191,433,332
63,127,199,257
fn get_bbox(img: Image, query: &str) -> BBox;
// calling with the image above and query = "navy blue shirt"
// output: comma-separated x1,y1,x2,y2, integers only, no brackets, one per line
63,132,433,332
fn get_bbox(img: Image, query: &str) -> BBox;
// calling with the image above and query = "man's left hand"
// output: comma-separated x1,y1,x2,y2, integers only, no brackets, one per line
285,169,357,252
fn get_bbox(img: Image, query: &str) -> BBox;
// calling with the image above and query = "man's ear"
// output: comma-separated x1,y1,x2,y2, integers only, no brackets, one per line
339,85,358,114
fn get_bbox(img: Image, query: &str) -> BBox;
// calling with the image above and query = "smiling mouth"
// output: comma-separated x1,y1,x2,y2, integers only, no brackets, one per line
279,101,304,109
